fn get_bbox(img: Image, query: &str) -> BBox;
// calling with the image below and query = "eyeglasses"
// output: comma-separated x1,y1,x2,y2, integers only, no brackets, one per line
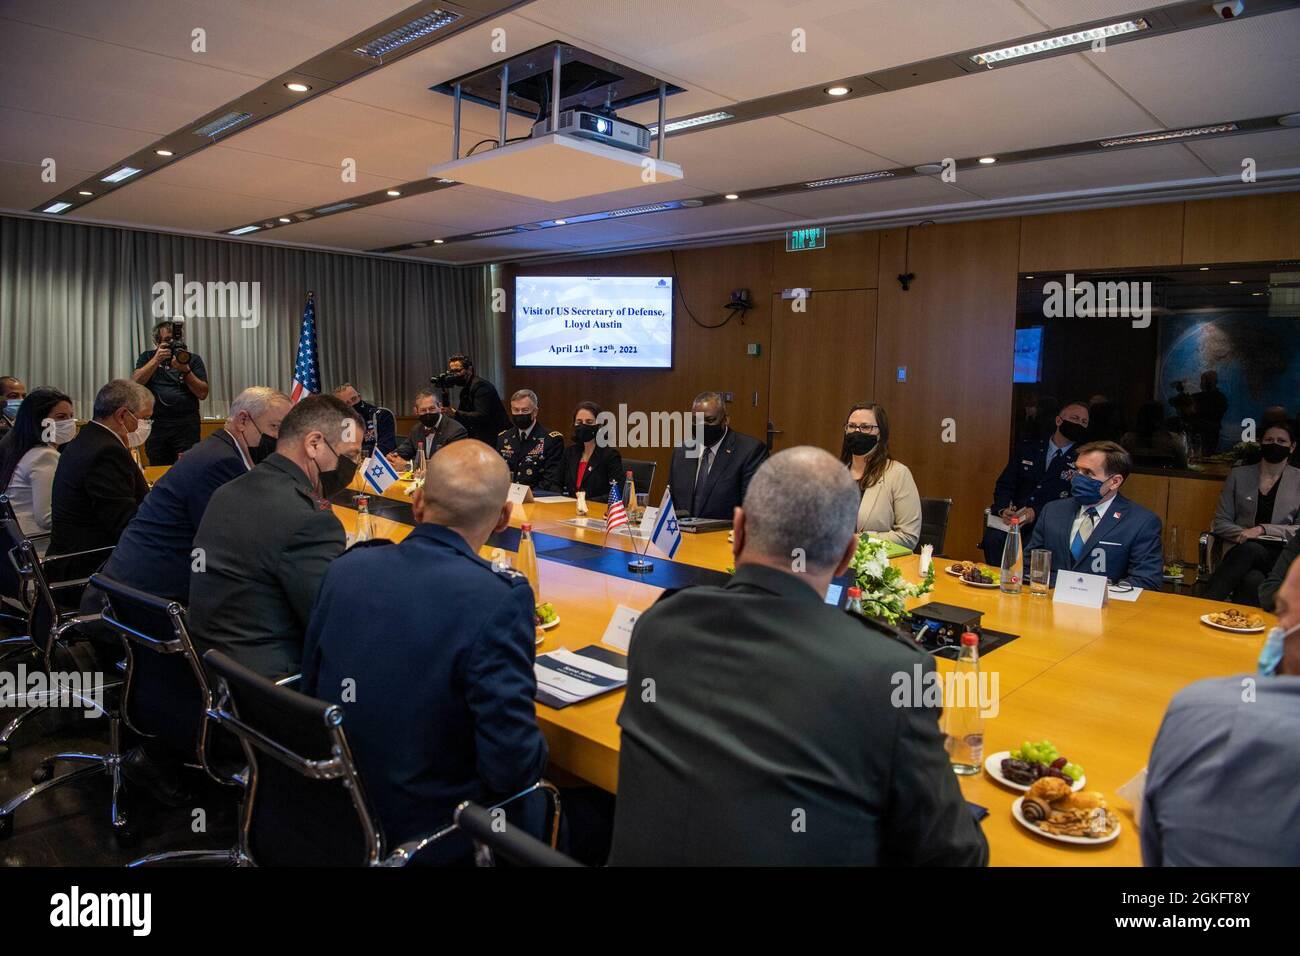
845,423,880,433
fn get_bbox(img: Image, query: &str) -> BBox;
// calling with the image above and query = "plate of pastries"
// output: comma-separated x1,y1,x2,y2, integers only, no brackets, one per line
947,561,999,587
1200,609,1266,633
1012,777,1120,845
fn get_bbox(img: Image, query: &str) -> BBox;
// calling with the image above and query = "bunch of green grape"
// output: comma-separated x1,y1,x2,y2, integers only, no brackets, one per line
1010,739,1084,781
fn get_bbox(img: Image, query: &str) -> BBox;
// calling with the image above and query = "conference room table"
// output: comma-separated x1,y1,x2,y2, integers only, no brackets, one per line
149,466,1267,866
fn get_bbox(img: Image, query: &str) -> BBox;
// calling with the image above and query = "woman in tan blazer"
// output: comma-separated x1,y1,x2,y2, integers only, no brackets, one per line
839,403,922,549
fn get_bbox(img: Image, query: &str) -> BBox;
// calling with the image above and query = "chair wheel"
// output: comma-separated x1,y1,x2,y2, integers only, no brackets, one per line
0,815,12,839
0,743,10,762
31,763,52,784
112,823,135,845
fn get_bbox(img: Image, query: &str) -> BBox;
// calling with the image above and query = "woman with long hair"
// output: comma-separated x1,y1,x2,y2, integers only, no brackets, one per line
561,400,624,502
1,386,76,540
838,402,922,549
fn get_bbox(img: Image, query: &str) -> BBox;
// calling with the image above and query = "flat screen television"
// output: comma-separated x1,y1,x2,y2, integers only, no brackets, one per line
1013,326,1044,384
514,275,673,368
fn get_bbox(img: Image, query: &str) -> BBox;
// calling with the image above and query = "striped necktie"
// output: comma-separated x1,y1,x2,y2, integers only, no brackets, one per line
1070,507,1098,562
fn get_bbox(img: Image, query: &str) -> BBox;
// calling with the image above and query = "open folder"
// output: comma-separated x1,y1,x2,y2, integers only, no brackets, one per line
535,645,629,709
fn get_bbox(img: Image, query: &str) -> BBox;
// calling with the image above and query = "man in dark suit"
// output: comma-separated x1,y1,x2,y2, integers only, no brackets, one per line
333,382,396,457
612,446,988,866
96,387,291,604
386,387,466,468
302,440,547,863
981,400,1089,564
1026,440,1163,591
188,395,362,679
668,391,767,520
496,387,563,490
49,379,153,577
444,352,510,445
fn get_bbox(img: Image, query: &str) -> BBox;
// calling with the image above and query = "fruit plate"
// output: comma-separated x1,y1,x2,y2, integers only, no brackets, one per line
1011,797,1120,845
959,577,1000,589
1199,613,1265,634
984,751,1085,792
537,615,561,631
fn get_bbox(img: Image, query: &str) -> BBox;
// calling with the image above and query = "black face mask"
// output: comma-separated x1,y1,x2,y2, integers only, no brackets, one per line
250,431,277,465
318,441,357,499
512,414,534,431
1261,443,1292,464
846,432,878,456
1058,420,1088,443
573,423,598,444
419,413,441,429
701,423,726,447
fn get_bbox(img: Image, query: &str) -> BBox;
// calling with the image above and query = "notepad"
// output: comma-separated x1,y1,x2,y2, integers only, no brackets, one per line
535,645,629,709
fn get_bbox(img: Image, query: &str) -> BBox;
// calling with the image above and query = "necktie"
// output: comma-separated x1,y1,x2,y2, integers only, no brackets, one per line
1070,507,1098,562
692,446,713,515
1047,447,1061,474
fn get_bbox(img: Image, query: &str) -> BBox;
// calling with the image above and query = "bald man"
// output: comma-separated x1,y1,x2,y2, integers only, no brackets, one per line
301,441,547,863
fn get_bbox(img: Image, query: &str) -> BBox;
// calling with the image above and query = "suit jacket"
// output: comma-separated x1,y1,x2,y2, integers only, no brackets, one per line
854,458,922,549
1259,531,1300,612
610,564,988,866
1026,492,1163,591
99,430,248,603
355,402,397,457
189,453,345,679
496,422,564,489
452,375,511,446
561,442,624,502
668,428,768,519
301,523,547,858
49,421,150,574
393,414,466,462
1210,463,1300,546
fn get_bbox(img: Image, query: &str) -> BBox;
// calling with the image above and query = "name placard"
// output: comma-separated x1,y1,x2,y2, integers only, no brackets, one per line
600,604,642,652
507,483,534,506
1052,570,1109,609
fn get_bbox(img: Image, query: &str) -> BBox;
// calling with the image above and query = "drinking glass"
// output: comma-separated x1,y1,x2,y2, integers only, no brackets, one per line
1029,549,1052,596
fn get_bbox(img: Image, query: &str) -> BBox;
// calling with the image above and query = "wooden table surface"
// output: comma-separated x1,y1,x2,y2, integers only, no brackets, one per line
152,466,1268,866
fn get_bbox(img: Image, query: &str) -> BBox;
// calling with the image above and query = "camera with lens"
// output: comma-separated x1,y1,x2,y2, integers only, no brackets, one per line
430,370,460,390
164,319,190,368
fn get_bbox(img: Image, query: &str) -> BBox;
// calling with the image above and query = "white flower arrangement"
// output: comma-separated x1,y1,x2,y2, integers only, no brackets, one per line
849,535,935,625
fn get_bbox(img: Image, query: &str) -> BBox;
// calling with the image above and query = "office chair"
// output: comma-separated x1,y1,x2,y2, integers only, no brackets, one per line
917,497,953,556
455,801,582,867
622,459,657,501
201,649,561,867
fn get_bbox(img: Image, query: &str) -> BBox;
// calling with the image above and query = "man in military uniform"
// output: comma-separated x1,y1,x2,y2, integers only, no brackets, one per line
333,382,396,457
496,387,563,490
981,400,1089,564
611,447,988,866
302,440,547,864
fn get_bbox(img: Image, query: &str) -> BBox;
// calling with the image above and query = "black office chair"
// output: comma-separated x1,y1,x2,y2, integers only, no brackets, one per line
623,459,657,501
455,801,582,867
0,518,116,763
202,649,561,867
917,497,953,557
0,494,37,634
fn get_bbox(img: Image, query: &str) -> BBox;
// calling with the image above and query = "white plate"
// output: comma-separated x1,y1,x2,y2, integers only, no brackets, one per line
537,614,560,631
1199,613,1265,634
1011,797,1120,845
959,577,1000,589
984,751,1085,792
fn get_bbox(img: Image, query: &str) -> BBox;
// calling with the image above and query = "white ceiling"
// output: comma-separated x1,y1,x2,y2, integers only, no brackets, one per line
3,0,1299,265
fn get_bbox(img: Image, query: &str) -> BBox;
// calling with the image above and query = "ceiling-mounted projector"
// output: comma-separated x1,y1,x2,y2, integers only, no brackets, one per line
428,42,684,202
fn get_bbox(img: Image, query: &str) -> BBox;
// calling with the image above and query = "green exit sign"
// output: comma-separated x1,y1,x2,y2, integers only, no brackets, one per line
785,227,826,252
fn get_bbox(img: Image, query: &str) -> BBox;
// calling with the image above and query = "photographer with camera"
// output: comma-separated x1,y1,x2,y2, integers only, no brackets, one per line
131,319,209,464
436,352,510,446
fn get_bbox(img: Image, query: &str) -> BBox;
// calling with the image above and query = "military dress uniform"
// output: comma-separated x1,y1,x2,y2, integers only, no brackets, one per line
980,437,1078,564
496,423,564,490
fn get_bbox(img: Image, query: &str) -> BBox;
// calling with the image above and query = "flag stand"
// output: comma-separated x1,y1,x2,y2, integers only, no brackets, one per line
627,529,654,573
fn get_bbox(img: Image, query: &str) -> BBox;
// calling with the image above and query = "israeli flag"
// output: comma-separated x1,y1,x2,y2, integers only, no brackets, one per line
362,450,400,494
650,485,682,559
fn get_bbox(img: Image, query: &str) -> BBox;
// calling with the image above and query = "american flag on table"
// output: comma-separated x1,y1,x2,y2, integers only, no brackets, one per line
289,292,319,404
604,480,628,533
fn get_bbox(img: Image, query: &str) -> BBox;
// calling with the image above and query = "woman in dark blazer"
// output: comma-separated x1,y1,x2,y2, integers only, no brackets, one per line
561,401,623,502
1205,422,1300,604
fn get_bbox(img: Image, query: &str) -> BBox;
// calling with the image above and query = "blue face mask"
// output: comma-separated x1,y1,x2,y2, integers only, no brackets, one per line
1258,623,1297,676
2,399,20,420
1070,472,1107,505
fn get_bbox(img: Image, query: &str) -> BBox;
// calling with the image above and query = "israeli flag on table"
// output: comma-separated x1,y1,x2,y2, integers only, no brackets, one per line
362,450,400,494
650,485,682,559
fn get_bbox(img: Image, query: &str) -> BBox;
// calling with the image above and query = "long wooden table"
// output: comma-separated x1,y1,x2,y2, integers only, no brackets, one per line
151,466,1267,866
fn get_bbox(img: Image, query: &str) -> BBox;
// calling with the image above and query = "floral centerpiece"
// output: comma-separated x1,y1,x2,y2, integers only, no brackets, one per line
849,535,935,624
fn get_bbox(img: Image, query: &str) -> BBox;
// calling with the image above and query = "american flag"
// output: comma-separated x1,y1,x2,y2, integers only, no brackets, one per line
605,479,628,533
290,292,319,403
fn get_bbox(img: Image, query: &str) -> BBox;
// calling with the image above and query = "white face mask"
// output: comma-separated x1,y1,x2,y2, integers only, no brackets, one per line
52,419,77,444
127,418,152,448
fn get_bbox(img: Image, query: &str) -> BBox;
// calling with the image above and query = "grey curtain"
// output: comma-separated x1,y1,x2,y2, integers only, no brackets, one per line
0,214,496,417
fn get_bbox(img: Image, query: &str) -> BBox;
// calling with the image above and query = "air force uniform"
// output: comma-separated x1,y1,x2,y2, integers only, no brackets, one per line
981,437,1078,564
496,422,564,490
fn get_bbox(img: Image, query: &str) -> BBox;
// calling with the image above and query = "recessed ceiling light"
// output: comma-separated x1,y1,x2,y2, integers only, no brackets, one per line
43,201,72,214
1099,123,1238,148
1252,292,1265,296
1199,266,1210,270
978,156,997,165
825,85,851,96
228,225,260,235
101,165,142,183
155,149,174,157
724,193,739,200
648,111,734,137
78,190,92,196
279,217,291,223
1228,280,1243,285
553,219,567,225
970,19,1148,66
804,171,895,189
284,82,312,93
386,189,401,197
353,9,462,59
1024,275,1035,279
192,111,253,138
433,239,445,244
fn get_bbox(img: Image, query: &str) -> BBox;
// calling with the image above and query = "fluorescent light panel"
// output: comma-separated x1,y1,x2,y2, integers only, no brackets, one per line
101,166,141,183
970,19,1148,66
193,111,253,138
649,112,734,137
805,171,895,188
315,201,359,214
43,202,72,214
228,226,261,235
354,9,461,59
1099,123,1239,147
